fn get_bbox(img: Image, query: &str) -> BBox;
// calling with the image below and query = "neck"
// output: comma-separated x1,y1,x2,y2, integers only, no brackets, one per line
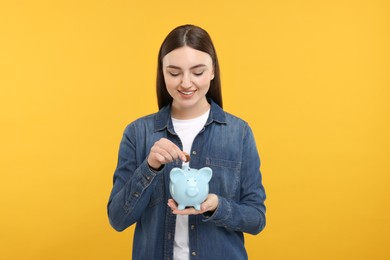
171,99,210,120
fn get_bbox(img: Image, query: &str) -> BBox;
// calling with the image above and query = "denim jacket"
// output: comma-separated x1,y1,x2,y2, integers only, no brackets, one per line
107,100,266,260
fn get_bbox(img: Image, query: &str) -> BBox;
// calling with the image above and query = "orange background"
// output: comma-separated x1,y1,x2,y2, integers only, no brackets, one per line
1,0,389,259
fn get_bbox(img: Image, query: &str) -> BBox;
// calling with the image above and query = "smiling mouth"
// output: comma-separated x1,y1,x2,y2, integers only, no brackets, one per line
179,90,196,95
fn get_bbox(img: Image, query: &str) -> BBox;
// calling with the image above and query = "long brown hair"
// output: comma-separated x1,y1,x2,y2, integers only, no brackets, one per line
156,24,222,109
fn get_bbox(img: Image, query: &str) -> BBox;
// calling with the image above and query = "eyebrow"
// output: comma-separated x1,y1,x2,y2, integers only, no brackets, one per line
166,64,207,70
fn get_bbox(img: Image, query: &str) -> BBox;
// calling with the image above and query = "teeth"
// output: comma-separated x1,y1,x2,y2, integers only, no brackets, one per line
180,91,194,95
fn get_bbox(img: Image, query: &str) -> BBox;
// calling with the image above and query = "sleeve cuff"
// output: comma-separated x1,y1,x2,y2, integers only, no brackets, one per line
202,196,231,223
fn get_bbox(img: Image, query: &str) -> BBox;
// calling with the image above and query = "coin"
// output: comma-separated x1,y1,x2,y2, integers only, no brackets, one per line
183,152,190,162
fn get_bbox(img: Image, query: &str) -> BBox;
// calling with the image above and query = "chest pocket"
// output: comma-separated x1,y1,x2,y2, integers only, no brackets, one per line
205,157,241,199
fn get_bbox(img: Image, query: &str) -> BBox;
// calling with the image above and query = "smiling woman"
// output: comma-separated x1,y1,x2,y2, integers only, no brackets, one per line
156,24,223,111
107,24,266,260
163,46,215,119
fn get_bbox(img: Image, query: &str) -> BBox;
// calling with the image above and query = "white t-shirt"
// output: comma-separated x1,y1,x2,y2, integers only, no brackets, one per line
171,109,210,260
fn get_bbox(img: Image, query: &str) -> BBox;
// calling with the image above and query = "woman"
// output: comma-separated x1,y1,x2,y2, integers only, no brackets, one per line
108,24,266,260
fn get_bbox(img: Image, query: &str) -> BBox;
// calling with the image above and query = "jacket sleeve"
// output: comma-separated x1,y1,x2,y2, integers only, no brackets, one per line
203,123,266,235
107,124,162,232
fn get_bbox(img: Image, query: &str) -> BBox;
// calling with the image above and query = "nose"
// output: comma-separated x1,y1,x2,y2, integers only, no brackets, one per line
181,73,192,88
186,187,199,197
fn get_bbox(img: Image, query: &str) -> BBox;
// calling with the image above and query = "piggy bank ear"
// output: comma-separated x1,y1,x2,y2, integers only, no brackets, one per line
199,167,212,182
170,168,183,183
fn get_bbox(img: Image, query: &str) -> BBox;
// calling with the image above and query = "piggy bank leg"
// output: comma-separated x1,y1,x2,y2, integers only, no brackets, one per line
194,204,201,211
177,204,186,210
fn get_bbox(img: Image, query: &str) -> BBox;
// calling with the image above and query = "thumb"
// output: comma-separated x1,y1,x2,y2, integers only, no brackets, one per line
201,196,216,212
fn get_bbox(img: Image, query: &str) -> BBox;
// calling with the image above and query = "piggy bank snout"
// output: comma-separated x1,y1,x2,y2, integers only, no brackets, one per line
186,186,199,197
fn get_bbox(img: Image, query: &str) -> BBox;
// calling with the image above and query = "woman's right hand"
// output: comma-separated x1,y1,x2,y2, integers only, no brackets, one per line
147,138,187,170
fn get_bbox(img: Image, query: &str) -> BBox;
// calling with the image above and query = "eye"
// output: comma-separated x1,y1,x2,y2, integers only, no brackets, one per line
166,68,181,77
193,71,204,76
169,72,180,77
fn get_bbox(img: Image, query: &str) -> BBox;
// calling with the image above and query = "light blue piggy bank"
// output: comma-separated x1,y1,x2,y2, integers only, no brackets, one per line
169,165,213,210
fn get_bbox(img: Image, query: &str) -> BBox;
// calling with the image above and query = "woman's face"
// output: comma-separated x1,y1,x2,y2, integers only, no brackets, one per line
162,46,214,119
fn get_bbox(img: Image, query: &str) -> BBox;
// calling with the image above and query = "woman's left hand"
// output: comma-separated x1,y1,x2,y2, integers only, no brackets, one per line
167,194,219,215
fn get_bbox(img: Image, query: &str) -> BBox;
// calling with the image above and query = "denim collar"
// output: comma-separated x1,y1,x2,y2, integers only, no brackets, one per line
154,99,226,133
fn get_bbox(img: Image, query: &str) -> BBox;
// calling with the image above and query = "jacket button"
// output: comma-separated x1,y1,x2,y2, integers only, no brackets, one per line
192,151,197,155
192,251,196,256
191,225,195,230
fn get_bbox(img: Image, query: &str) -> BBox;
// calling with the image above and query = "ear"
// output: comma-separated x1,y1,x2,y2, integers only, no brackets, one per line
199,167,212,182
170,168,183,183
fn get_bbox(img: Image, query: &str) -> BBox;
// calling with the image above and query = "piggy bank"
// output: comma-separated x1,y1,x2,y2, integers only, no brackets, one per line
169,165,213,210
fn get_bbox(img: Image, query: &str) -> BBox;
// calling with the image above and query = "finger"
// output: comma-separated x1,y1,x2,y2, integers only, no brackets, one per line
201,194,218,212
151,145,174,163
174,148,188,162
201,198,211,211
201,203,213,212
162,142,187,162
167,199,177,211
152,152,166,165
154,139,187,162
156,139,181,161
166,145,181,161
172,207,201,215
168,143,188,162
148,147,170,167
